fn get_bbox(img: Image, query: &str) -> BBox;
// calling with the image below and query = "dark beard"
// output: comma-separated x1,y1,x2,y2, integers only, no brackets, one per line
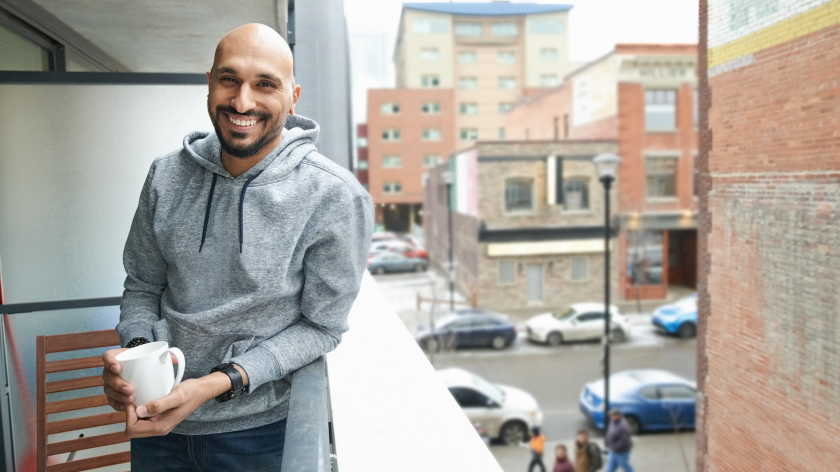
209,103,287,159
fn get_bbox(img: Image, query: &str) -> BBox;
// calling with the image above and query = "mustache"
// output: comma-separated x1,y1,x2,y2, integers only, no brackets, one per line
215,105,272,121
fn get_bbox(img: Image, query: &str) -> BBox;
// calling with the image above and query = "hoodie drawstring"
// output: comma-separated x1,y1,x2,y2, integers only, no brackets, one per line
239,171,263,253
199,173,218,253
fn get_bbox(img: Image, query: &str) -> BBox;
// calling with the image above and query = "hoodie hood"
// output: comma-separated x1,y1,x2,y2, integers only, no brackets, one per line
180,114,321,253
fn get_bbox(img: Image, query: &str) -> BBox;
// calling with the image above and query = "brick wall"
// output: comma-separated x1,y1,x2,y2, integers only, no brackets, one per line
699,4,840,471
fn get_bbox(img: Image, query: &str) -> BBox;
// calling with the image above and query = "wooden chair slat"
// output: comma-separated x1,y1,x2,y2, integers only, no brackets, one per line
47,431,129,456
46,412,124,435
46,376,102,394
44,330,120,354
46,356,103,374
46,450,130,472
46,395,109,415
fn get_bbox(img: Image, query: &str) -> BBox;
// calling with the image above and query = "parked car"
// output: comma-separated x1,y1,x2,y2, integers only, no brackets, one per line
438,367,543,445
367,252,426,274
402,234,422,247
416,313,516,351
652,293,697,338
371,232,398,242
369,241,429,260
525,303,630,346
579,369,696,433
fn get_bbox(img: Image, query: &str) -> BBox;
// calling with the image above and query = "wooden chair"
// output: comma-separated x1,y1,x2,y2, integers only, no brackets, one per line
36,329,130,472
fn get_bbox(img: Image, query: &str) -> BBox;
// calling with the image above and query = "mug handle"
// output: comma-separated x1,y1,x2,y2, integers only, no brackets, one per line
168,347,186,390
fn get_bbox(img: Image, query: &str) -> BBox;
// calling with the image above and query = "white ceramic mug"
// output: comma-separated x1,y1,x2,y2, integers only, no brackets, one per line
116,341,185,407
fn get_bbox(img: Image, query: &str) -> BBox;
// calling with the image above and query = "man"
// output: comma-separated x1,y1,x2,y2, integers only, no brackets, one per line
574,430,603,472
605,409,636,472
100,23,373,471
552,444,574,472
527,426,546,472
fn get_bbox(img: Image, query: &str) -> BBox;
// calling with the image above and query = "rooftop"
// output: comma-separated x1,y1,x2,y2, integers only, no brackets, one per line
403,2,573,16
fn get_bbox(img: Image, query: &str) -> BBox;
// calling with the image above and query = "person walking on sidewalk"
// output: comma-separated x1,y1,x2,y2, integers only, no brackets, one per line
553,444,575,472
605,409,636,472
575,430,603,472
527,426,546,472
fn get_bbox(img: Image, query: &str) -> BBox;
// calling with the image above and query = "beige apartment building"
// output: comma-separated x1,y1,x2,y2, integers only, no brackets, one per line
368,2,584,231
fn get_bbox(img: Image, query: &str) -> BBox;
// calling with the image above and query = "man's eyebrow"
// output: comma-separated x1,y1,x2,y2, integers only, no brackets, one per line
257,73,282,83
216,67,238,75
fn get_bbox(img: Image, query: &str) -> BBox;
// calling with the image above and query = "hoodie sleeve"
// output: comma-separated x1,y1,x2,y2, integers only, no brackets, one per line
231,193,374,391
116,164,167,347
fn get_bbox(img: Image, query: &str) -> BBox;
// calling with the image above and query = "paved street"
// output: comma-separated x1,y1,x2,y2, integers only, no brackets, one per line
374,269,697,472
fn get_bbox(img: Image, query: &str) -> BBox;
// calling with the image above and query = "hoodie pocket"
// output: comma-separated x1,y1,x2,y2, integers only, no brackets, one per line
156,317,255,382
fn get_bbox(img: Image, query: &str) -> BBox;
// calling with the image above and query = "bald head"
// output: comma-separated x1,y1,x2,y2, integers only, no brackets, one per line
212,23,294,81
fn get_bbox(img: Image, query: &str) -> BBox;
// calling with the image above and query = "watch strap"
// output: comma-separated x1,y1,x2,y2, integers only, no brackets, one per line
211,363,248,402
125,337,150,349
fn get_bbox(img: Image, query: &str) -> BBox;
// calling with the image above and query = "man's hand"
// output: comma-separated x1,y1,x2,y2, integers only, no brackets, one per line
102,348,131,412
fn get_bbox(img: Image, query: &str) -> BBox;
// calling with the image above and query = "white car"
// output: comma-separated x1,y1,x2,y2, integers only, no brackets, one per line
369,240,412,255
438,367,543,445
525,303,631,346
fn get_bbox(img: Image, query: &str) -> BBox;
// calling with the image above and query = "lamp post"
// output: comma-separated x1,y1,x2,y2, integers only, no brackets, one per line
441,170,455,312
592,153,621,431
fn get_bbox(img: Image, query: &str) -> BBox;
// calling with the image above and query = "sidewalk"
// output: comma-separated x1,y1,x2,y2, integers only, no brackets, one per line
490,433,696,472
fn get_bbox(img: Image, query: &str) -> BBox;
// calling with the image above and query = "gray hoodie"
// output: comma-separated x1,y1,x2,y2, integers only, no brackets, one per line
117,114,373,435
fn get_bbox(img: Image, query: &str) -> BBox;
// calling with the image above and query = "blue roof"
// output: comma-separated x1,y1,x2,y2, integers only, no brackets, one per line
403,2,573,16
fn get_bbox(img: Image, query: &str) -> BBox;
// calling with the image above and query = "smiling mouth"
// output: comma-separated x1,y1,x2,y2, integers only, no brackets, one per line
226,113,260,128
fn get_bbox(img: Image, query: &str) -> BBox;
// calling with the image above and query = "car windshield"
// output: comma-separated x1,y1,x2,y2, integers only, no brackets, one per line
470,372,505,404
553,306,577,321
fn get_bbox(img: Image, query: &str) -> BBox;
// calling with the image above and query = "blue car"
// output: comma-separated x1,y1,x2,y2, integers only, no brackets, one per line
652,293,697,338
415,313,516,351
579,370,696,434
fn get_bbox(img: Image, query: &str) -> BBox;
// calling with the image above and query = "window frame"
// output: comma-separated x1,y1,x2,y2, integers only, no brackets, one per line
420,47,439,62
383,181,403,195
422,101,441,114
460,128,478,140
644,88,678,132
455,22,483,37
382,155,402,168
644,153,679,200
459,77,478,89
459,103,478,115
422,155,442,168
498,260,516,285
422,128,442,141
498,76,516,89
380,102,399,115
421,75,440,87
563,178,590,212
458,51,477,64
496,51,515,64
540,47,559,62
491,22,518,37
570,257,589,282
504,177,535,214
381,129,401,141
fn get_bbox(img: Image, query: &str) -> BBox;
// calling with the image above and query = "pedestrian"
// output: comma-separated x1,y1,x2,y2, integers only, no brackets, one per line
605,409,636,472
527,426,546,472
553,444,574,472
475,422,491,448
99,23,373,471
574,430,603,472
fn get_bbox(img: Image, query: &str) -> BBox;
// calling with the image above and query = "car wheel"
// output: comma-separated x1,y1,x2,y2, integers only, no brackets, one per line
426,338,440,352
415,264,426,272
611,329,626,343
678,322,696,339
624,415,641,435
547,331,563,347
374,267,385,275
490,335,507,350
499,421,528,445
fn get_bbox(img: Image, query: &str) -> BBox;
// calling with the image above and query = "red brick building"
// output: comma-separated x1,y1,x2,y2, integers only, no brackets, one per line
506,44,699,301
698,1,840,471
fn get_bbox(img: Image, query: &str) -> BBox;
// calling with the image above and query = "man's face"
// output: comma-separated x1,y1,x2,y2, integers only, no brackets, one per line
577,433,588,444
611,413,621,423
206,38,300,159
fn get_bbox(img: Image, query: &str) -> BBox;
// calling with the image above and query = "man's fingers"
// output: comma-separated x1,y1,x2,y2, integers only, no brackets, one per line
102,370,132,395
102,347,129,374
170,353,179,365
138,388,184,418
103,384,133,404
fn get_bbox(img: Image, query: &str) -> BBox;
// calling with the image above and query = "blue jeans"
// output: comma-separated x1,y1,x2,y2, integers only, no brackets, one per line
131,418,286,471
606,450,636,472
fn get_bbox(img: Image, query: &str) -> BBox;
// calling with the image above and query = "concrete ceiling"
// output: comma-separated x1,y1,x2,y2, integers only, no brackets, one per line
32,0,280,72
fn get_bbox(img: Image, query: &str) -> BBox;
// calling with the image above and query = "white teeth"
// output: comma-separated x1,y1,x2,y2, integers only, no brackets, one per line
228,115,257,127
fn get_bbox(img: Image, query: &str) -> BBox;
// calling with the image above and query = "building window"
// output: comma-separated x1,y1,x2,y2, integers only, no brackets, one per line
384,181,402,194
563,179,589,211
540,74,558,87
498,77,516,89
497,51,515,64
455,22,482,37
540,48,558,62
422,102,440,114
499,102,515,114
460,129,478,140
530,19,565,34
357,137,368,147
571,258,588,281
459,51,477,63
491,22,518,36
645,89,677,130
628,230,664,286
499,260,516,285
423,155,443,168
358,160,369,170
459,77,478,89
499,128,506,140
505,178,534,212
382,156,402,168
382,129,401,141
421,75,440,87
422,128,442,141
646,156,678,198
0,23,51,71
693,89,698,127
412,19,448,33
420,48,439,61
460,103,478,115
380,102,399,114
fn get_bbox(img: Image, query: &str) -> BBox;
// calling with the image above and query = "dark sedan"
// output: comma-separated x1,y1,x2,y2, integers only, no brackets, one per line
416,313,516,351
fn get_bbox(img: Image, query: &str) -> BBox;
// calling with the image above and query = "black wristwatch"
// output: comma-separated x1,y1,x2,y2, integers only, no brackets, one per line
126,337,150,349
211,363,248,402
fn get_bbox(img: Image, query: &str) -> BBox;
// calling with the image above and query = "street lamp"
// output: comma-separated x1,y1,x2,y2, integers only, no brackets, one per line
441,170,455,312
592,153,621,431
